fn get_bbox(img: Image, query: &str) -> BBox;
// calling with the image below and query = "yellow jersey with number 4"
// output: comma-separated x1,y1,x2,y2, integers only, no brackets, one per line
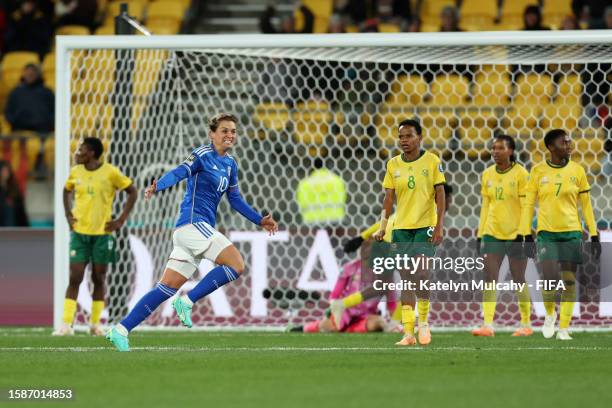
65,163,132,235
478,163,529,239
521,160,596,234
382,150,445,230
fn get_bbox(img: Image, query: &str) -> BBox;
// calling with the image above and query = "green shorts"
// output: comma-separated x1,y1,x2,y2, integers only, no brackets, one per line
70,232,117,265
391,227,436,257
537,231,583,264
481,235,525,259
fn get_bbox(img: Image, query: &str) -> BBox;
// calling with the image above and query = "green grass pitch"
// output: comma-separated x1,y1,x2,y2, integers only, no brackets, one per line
1,329,612,408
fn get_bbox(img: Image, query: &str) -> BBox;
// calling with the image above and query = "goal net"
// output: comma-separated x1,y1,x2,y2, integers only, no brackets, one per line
54,32,612,330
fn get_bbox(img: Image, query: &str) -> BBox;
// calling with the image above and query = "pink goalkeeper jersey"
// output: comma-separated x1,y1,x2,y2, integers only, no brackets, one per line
330,259,397,328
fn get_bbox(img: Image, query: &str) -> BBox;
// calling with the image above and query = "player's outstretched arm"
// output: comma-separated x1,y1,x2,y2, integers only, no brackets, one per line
144,179,157,200
63,187,76,230
260,214,278,236
431,183,446,246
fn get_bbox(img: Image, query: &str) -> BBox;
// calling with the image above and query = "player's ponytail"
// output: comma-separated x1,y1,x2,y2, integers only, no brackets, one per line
495,134,517,163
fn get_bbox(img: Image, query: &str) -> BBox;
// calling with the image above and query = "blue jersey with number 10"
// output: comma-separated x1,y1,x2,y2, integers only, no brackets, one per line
155,144,262,229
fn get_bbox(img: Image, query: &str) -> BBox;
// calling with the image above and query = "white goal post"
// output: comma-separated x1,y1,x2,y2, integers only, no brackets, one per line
54,31,612,331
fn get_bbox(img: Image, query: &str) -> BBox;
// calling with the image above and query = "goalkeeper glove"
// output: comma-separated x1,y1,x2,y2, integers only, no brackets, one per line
591,235,601,260
343,236,364,253
523,234,536,259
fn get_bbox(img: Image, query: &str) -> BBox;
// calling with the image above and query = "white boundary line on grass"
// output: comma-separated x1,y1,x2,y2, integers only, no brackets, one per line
0,346,609,352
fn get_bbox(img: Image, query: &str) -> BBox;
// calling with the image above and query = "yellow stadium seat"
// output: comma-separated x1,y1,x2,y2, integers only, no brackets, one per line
500,0,533,28
460,111,497,159
386,75,429,106
295,100,329,111
292,109,332,146
147,1,184,21
24,135,42,173
0,115,11,134
74,50,115,102
56,25,90,36
41,52,55,90
345,24,359,33
541,103,582,130
556,74,582,103
504,104,542,136
133,50,166,97
379,23,400,32
543,0,572,29
429,74,470,106
95,25,115,35
106,0,146,23
253,102,290,132
473,69,511,106
1,52,40,94
420,111,457,150
148,20,181,34
43,136,55,171
514,73,553,105
302,0,332,18
460,0,497,30
421,0,455,24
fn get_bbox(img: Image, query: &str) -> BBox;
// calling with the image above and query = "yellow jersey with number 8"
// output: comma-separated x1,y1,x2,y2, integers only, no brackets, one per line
382,150,446,230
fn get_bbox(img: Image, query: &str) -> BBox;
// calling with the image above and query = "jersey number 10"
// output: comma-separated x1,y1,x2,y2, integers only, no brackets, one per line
217,176,229,192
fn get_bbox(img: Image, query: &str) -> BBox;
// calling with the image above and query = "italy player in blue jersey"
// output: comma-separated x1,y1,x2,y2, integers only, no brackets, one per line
107,113,278,351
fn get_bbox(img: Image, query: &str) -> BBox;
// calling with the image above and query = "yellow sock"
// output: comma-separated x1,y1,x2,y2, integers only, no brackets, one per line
342,292,363,309
483,289,496,326
62,298,77,325
401,305,415,335
559,272,576,329
90,300,104,326
391,302,402,322
516,286,531,325
417,299,430,325
543,290,556,315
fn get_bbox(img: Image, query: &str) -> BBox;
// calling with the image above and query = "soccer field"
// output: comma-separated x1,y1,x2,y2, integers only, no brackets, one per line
2,329,612,408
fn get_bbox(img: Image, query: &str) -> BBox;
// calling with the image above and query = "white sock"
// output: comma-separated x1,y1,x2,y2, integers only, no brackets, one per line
181,294,194,307
116,324,129,336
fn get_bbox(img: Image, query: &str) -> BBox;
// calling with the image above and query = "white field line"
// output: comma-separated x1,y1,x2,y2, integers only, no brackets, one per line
0,346,609,352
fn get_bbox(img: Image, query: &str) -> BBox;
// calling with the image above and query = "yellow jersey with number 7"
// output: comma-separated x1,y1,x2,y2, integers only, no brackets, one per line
521,160,593,233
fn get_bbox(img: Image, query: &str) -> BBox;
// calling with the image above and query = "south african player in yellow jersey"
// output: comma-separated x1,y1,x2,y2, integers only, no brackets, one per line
53,137,137,336
520,129,601,341
333,185,453,326
373,118,446,346
473,135,533,338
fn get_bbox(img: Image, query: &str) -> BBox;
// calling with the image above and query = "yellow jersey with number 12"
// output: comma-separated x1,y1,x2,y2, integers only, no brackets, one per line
382,150,446,230
478,163,529,240
65,163,132,235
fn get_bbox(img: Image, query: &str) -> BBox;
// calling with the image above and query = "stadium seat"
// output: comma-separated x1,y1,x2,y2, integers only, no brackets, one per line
148,20,181,34
460,0,497,31
133,50,165,97
542,0,572,29
41,53,55,90
292,108,332,147
147,1,185,22
386,74,429,106
56,25,90,36
294,0,331,33
503,104,542,137
460,111,497,159
556,74,582,104
253,102,290,132
106,0,146,24
500,0,533,29
420,111,457,150
472,68,511,106
420,0,455,26
378,23,400,32
43,136,55,171
94,25,115,35
0,115,11,135
429,74,470,106
514,73,553,106
1,52,40,92
74,50,115,102
541,103,582,130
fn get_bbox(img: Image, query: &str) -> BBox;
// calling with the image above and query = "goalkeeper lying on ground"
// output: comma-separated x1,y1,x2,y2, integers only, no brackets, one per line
288,240,401,333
